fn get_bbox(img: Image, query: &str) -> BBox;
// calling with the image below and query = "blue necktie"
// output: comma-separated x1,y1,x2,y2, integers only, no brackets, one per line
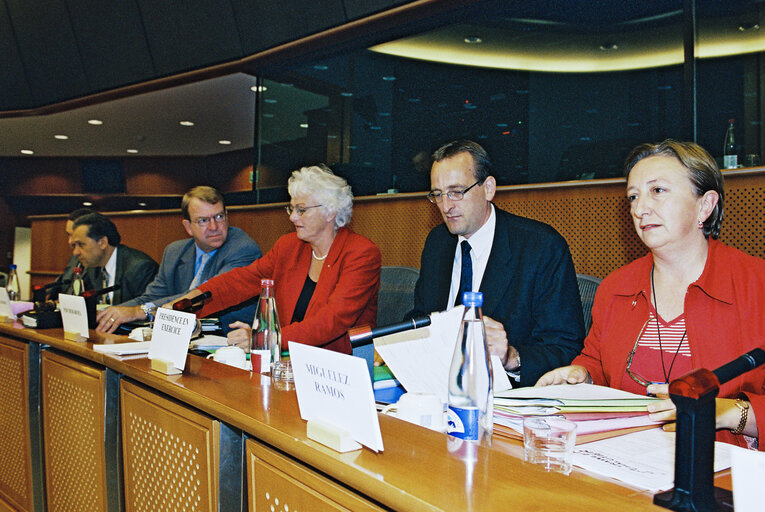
456,240,473,306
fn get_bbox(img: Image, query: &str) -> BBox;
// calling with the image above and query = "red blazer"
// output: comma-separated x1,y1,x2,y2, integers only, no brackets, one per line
197,227,381,354
573,239,765,449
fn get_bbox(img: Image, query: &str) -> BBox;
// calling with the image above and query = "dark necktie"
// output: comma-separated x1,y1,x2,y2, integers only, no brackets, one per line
101,269,111,305
455,240,473,306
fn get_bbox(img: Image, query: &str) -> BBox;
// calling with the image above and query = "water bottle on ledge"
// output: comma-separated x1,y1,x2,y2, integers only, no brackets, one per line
72,267,84,296
6,264,20,301
447,291,493,443
251,279,281,375
723,118,737,169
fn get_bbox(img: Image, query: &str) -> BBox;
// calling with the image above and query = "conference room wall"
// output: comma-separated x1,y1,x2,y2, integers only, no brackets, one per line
28,169,765,293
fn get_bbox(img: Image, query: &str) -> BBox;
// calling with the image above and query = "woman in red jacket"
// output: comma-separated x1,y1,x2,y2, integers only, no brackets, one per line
174,164,381,354
537,140,765,450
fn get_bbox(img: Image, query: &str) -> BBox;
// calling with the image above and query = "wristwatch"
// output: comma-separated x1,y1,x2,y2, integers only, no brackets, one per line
140,303,157,321
732,398,750,435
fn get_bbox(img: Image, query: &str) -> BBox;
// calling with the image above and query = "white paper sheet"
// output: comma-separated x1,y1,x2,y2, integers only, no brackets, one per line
496,382,652,400
59,293,90,339
290,342,383,452
572,429,732,492
375,307,512,404
93,341,151,355
731,444,765,512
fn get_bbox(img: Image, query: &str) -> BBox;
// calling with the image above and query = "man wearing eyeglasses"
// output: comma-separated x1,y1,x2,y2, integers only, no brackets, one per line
95,186,261,333
408,139,585,387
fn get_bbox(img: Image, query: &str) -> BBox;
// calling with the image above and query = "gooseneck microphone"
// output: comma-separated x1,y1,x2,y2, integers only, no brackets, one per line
348,315,431,348
172,291,212,313
712,348,765,385
82,284,121,300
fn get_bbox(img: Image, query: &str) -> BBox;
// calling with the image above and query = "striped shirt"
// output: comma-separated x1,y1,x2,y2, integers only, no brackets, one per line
621,310,692,395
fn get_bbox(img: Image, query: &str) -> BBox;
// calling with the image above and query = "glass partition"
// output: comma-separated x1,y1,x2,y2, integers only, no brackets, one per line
254,0,765,197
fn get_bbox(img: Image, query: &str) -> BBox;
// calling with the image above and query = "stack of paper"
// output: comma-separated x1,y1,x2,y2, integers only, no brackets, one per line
93,341,151,356
493,383,665,444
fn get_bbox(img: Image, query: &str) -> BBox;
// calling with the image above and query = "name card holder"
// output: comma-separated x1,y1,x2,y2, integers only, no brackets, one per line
306,419,362,453
151,358,182,375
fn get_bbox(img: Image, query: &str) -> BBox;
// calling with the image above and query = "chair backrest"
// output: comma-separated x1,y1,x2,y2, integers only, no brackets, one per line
353,266,420,379
576,273,602,335
376,266,420,327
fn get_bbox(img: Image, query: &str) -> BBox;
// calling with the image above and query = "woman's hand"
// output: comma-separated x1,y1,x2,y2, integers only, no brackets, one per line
535,365,591,386
227,321,252,350
646,383,677,431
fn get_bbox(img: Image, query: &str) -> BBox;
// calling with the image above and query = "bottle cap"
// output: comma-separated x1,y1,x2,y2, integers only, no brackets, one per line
729,118,735,124
9,264,16,270
260,278,274,287
462,291,483,307
73,266,82,274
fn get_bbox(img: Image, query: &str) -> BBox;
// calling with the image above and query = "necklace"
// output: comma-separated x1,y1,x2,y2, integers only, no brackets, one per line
312,249,328,261
650,266,686,383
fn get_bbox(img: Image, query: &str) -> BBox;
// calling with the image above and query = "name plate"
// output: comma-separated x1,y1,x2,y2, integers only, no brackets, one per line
290,342,383,452
59,294,90,341
0,288,14,322
148,308,196,372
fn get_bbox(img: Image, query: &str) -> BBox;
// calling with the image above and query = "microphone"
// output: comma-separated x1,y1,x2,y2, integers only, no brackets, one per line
713,348,765,385
82,284,121,300
348,315,431,348
172,291,212,313
33,279,71,303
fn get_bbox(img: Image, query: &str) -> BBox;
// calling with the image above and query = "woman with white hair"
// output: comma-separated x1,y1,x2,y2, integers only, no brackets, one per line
177,164,381,354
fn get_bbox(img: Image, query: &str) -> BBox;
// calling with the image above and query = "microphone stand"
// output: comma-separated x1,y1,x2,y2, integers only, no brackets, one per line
654,348,765,512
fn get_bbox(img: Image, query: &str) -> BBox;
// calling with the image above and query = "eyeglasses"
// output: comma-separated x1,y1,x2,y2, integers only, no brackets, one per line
285,204,322,216
191,212,226,227
426,180,482,204
625,319,661,388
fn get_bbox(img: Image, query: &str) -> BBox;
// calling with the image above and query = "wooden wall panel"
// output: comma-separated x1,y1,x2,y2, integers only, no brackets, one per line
30,170,765,285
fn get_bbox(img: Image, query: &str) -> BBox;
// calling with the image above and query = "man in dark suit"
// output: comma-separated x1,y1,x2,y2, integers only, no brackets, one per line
70,213,158,305
95,186,261,333
408,140,584,387
52,207,96,298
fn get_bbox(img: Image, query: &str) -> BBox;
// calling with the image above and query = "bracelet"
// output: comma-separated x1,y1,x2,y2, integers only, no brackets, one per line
732,399,750,435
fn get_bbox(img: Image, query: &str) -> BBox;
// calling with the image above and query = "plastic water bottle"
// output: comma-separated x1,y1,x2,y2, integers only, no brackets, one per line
6,264,20,301
71,266,84,296
723,119,737,169
446,291,493,443
251,279,281,375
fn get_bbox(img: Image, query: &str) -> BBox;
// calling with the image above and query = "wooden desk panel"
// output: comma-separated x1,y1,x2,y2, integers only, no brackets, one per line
40,350,108,512
0,336,33,512
247,439,385,512
121,379,220,512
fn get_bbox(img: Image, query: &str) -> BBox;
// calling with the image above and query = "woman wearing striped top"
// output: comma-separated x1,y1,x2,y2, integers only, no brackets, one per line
538,140,765,449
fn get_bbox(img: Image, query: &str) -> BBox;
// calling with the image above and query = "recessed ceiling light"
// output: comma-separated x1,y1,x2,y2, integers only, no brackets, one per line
138,202,147,207
20,149,34,155
218,140,232,145
250,85,268,92
464,36,482,44
264,98,277,104
263,113,274,118
738,23,759,32
87,119,103,125
54,134,69,140
126,149,138,154
599,43,619,51
340,92,353,97
299,123,309,128
82,201,93,206
179,121,194,126
313,65,328,70
382,76,396,81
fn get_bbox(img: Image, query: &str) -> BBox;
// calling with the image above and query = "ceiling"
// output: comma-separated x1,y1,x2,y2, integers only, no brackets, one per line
1,1,762,159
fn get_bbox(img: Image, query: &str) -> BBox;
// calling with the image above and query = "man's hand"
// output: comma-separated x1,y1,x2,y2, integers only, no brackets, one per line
96,305,145,333
227,321,251,350
484,315,519,371
536,365,591,386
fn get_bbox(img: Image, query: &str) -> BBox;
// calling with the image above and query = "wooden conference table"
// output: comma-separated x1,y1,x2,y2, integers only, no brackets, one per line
0,322,726,512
